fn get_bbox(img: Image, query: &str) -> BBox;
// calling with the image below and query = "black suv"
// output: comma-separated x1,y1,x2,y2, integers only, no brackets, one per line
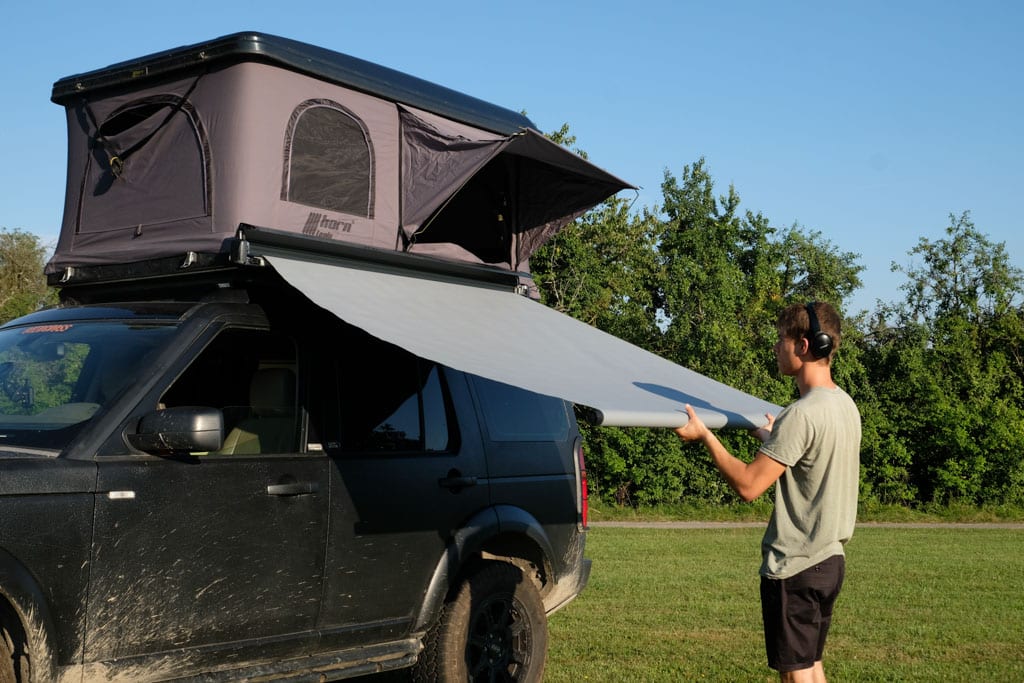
0,277,589,682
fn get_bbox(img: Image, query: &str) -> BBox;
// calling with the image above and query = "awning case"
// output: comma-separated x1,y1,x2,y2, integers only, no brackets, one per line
258,242,779,429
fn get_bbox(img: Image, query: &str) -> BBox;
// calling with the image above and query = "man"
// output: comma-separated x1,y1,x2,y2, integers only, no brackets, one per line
675,302,860,683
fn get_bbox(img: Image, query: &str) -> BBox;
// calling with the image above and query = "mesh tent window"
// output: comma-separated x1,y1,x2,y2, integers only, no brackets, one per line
282,99,375,218
79,96,210,233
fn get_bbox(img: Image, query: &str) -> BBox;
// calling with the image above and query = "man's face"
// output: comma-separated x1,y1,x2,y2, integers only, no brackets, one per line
773,331,802,376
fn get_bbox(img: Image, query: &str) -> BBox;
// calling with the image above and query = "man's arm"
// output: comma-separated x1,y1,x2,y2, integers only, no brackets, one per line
675,404,786,502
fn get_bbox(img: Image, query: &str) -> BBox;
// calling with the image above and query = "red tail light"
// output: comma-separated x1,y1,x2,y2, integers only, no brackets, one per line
575,439,589,530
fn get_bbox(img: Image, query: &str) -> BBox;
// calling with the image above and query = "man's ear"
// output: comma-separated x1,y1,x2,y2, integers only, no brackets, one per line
799,336,811,357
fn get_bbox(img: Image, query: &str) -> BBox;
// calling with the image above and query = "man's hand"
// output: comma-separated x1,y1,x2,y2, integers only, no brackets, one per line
674,405,785,501
749,413,776,443
674,404,710,443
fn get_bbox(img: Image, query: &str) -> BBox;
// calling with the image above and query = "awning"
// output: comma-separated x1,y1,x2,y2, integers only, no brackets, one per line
263,249,780,429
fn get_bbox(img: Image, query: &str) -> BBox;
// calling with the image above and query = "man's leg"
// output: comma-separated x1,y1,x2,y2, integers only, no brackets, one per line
762,557,845,677
780,660,826,683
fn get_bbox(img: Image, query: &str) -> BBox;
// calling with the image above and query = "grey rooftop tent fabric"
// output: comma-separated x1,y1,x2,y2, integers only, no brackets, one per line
45,32,632,276
260,246,780,429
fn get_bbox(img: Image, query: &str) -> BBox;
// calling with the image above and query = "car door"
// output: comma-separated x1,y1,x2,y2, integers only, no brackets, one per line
85,326,330,670
309,321,490,644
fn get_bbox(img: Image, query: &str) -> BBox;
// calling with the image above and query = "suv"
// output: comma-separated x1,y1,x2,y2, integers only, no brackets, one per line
0,271,589,682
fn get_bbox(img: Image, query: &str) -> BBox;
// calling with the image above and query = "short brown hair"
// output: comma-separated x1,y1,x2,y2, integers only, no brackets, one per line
776,302,842,355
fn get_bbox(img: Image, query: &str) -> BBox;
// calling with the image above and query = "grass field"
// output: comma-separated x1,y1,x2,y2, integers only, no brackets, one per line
545,525,1024,682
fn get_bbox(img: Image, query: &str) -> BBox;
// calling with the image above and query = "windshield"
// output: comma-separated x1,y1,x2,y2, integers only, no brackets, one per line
0,320,176,451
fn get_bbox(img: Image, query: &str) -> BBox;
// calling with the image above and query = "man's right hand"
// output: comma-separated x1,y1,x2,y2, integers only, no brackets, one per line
675,404,710,443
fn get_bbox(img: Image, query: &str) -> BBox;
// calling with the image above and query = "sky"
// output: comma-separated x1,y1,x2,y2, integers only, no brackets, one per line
2,0,1021,314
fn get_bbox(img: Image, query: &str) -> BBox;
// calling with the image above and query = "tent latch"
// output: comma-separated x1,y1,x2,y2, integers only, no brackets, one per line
230,238,267,267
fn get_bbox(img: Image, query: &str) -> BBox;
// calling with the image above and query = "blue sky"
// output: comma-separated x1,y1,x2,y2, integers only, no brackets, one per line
2,1,1021,314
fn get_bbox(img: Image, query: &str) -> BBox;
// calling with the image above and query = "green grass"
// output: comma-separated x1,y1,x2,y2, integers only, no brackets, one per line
546,526,1024,682
587,497,1024,523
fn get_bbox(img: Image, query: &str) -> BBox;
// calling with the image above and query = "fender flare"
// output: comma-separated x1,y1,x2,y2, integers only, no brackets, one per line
412,504,555,632
0,547,61,682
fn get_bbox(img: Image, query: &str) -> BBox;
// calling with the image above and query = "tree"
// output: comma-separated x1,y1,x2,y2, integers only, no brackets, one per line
864,212,1024,504
533,132,1024,509
531,197,662,349
532,124,662,345
0,229,55,324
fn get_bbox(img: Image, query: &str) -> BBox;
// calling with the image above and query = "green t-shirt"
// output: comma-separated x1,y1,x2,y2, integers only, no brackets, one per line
758,386,861,579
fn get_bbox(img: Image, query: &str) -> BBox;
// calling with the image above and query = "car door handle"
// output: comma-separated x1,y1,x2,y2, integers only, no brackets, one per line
267,482,318,496
438,470,478,492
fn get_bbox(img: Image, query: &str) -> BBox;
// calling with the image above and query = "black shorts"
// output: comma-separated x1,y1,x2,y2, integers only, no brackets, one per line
760,554,845,673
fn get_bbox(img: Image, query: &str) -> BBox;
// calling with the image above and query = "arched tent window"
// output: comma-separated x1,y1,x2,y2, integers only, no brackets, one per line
283,99,374,218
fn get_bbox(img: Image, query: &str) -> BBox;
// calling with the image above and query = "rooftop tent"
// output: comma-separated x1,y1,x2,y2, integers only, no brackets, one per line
46,32,632,278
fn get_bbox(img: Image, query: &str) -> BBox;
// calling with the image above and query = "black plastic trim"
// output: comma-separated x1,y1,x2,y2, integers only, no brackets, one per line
51,32,536,136
240,224,524,289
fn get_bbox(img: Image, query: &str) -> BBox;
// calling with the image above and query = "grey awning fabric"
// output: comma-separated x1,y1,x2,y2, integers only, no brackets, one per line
265,251,780,429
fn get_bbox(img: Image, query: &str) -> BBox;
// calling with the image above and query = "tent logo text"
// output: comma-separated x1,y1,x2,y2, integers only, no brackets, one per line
302,212,352,239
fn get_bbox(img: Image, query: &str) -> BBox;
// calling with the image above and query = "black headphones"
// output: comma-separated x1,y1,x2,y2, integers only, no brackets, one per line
805,302,834,359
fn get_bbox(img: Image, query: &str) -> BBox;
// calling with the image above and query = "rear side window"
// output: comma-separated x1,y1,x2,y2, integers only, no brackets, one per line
335,330,455,454
471,377,569,442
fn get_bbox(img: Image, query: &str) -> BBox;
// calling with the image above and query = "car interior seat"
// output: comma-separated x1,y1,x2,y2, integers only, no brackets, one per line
218,367,297,454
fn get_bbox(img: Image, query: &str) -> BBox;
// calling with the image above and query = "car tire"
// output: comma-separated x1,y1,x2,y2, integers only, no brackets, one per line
413,562,547,683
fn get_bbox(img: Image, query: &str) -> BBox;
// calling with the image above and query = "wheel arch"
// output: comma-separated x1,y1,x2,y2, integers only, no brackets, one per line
412,504,556,632
0,548,62,682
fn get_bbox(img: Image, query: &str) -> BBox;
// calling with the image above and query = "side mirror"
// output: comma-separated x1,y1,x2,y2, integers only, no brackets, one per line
127,406,224,454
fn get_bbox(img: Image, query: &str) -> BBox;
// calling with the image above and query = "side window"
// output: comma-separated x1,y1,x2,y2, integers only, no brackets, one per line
160,329,300,455
471,376,569,442
336,328,455,454
283,99,375,217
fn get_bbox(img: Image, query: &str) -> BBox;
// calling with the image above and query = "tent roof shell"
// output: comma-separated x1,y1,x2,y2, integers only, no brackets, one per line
51,31,536,136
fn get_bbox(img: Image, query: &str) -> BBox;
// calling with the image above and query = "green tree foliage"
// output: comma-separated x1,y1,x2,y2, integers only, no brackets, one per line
863,213,1024,504
0,229,55,324
530,124,661,348
0,343,89,416
530,197,661,349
